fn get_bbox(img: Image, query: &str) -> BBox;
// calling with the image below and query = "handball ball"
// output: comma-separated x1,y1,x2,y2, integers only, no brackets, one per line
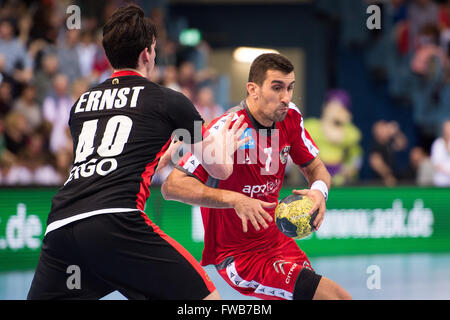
275,194,318,239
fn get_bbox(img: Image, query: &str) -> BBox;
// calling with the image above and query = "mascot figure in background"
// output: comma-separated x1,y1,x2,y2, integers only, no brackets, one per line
304,89,363,186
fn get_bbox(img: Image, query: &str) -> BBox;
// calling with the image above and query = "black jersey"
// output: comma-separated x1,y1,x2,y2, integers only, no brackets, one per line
45,70,204,234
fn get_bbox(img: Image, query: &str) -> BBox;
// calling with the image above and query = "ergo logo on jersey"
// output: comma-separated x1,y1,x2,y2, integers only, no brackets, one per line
242,179,281,197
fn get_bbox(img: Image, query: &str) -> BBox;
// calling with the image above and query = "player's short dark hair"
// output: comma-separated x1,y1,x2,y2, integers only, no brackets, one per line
102,4,157,70
248,53,294,86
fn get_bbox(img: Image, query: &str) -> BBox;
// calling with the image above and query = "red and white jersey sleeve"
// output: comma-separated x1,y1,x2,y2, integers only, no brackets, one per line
177,151,208,183
285,103,319,167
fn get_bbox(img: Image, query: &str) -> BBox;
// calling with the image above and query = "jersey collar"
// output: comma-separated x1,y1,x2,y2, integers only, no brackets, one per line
240,99,276,136
110,70,144,78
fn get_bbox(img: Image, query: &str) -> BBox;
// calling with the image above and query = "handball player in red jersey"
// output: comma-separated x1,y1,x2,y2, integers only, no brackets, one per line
162,53,352,300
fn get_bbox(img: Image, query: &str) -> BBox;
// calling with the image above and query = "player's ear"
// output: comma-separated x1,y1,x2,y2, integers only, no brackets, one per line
247,82,258,100
140,47,151,64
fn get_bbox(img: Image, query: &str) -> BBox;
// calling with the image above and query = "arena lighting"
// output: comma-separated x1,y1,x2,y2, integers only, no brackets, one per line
179,28,202,46
233,47,280,63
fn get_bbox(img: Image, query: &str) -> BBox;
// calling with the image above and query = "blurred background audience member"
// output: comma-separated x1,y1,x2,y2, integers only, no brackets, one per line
0,17,33,85
194,85,224,126
56,29,82,84
408,0,440,51
400,146,434,186
0,78,13,116
369,120,408,186
162,64,181,92
177,60,197,99
42,73,71,155
0,116,15,181
12,84,42,131
430,119,450,186
33,53,59,104
3,111,29,157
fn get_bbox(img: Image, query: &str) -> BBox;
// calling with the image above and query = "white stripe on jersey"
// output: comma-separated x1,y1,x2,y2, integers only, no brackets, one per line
182,153,201,174
206,113,239,136
226,261,293,300
288,103,319,157
44,208,142,236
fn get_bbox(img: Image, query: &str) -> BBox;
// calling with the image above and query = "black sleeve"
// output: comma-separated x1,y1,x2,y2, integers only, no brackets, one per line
164,88,205,144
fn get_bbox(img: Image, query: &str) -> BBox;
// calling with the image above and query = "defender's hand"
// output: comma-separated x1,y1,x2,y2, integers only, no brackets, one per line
198,113,250,180
206,113,250,163
158,139,183,169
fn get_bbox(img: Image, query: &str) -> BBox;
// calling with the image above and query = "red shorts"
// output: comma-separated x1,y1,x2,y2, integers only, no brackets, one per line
215,239,315,300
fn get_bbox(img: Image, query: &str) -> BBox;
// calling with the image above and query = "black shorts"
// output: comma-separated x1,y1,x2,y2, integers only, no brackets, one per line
27,211,215,300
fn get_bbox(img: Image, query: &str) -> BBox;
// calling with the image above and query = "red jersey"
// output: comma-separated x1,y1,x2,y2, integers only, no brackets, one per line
177,100,319,266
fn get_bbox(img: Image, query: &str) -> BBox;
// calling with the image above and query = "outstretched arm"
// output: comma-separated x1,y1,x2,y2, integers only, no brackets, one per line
161,168,274,232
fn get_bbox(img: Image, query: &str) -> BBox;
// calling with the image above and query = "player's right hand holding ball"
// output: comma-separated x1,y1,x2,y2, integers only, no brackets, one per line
291,188,326,231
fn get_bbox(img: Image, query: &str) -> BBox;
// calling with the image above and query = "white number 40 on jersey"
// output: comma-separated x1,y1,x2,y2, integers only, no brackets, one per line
74,115,133,163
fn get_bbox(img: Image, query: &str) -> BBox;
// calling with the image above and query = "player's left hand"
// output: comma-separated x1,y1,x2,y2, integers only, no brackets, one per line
291,189,326,230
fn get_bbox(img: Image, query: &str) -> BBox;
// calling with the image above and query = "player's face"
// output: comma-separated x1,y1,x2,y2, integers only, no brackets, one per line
257,70,295,124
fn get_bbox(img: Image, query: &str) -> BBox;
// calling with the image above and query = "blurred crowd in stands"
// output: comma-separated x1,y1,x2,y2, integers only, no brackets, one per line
0,0,226,186
362,0,450,186
0,0,449,187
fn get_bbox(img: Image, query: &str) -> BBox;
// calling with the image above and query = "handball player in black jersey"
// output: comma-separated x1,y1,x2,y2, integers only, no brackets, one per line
27,5,247,300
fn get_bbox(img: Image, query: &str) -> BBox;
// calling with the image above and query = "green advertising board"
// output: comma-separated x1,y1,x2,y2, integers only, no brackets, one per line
1,187,450,271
